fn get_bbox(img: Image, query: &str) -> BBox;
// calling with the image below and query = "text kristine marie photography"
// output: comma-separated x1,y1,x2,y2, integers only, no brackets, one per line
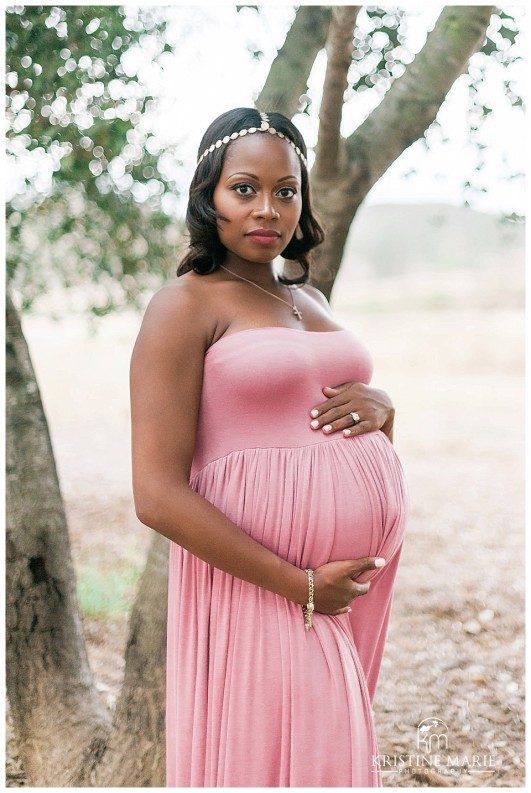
372,717,503,780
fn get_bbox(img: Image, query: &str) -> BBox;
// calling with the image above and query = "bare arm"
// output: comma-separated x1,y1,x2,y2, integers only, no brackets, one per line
130,284,383,614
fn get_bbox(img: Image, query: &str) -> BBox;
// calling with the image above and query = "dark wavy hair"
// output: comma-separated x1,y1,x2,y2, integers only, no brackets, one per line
177,107,324,285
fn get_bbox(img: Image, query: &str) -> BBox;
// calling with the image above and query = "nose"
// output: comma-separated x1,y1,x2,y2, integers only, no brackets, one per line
252,196,280,219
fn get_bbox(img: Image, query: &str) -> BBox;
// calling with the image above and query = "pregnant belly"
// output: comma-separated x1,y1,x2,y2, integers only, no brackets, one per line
322,432,408,580
192,432,408,577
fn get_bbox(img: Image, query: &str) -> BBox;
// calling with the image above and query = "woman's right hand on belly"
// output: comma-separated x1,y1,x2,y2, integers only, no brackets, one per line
313,557,386,615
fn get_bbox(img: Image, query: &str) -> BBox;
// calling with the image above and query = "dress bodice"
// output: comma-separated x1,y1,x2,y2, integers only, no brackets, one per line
191,327,373,477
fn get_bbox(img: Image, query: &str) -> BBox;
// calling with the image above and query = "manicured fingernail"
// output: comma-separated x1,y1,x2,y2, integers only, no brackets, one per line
347,607,352,613
310,419,319,429
323,424,332,433
310,409,319,418
374,557,386,567
343,429,351,437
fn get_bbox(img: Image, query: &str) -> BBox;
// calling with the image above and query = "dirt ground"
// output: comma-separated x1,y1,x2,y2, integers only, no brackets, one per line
7,272,525,786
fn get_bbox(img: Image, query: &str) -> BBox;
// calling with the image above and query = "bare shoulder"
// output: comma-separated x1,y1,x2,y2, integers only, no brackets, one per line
144,273,208,319
137,273,217,351
300,283,333,315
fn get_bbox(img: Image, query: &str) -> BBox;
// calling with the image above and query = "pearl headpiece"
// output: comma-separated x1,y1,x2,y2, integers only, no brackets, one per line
197,112,307,167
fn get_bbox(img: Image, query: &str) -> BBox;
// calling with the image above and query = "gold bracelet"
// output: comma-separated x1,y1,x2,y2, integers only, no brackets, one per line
302,568,315,631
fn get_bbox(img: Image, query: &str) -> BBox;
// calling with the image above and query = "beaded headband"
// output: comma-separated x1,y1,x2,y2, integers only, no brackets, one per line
197,112,307,167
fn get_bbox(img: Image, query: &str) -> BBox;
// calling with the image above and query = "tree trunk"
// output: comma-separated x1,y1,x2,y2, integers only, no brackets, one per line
92,533,169,787
6,290,110,785
310,165,369,297
6,290,170,786
309,5,496,298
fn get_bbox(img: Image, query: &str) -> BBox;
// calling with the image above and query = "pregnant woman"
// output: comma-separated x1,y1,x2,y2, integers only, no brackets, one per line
130,108,408,787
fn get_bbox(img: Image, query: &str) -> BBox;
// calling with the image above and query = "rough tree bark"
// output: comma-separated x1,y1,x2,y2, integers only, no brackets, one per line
6,291,110,785
92,532,168,787
6,290,168,786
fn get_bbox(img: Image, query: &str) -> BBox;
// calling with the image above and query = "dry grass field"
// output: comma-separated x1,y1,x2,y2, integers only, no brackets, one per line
7,231,525,786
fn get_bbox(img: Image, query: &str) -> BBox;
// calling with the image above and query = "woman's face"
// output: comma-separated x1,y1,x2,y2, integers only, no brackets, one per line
212,133,303,267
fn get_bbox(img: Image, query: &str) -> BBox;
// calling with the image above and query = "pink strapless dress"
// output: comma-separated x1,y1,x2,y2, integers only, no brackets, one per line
166,327,408,787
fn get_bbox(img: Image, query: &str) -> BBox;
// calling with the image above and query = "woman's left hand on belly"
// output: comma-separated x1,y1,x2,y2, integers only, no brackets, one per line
309,382,395,442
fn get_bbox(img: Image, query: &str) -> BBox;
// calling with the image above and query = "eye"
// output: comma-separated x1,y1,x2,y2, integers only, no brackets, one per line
277,186,297,199
232,183,255,196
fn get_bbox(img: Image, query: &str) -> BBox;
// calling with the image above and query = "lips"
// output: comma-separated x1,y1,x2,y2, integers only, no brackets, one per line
246,229,281,245
247,229,281,238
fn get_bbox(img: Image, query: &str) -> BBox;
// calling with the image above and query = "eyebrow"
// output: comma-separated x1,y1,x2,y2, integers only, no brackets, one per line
226,171,300,182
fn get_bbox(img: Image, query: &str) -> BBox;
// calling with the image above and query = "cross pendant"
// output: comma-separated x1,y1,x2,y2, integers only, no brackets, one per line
292,306,303,320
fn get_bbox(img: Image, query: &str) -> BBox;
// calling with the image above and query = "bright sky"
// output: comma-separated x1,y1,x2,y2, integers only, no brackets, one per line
129,4,526,218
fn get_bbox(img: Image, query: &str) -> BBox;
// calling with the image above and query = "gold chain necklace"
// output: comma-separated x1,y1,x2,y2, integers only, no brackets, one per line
219,265,303,320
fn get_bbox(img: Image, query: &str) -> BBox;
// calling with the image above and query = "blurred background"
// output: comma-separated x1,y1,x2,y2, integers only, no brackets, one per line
6,5,525,786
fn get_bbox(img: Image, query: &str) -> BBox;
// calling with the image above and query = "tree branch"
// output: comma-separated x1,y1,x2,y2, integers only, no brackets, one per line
345,5,496,191
310,5,496,298
256,6,331,117
313,6,360,180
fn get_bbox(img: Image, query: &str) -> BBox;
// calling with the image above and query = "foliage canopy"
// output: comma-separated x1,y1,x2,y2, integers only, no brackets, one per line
6,5,180,313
